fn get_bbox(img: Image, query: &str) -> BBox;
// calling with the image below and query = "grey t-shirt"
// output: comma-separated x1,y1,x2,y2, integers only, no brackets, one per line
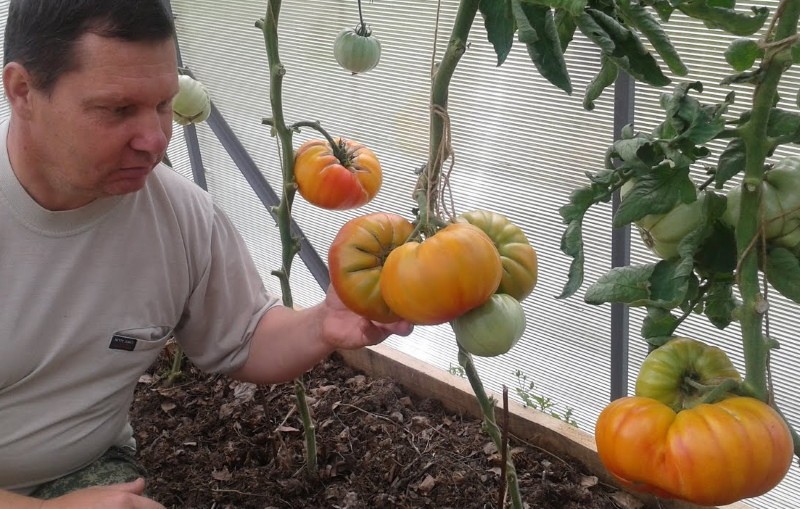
0,119,279,493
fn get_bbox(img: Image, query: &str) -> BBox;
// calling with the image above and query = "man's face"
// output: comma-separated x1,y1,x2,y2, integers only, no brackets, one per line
22,33,179,209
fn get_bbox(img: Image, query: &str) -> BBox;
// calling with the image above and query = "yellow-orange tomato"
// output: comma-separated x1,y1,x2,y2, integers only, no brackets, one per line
328,213,414,323
380,223,502,325
294,138,382,210
595,396,794,506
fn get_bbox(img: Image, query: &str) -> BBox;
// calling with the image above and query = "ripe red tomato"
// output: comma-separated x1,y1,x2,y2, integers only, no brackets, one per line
328,212,414,323
294,138,382,210
595,396,794,506
380,223,502,325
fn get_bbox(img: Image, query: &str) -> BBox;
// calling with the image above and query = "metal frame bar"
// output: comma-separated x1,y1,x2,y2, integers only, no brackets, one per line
609,73,635,400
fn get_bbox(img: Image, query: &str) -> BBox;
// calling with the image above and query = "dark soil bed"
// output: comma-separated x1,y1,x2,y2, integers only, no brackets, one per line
131,347,633,509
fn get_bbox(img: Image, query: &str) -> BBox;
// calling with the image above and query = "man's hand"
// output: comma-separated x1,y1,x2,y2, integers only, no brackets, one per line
321,284,413,349
39,478,165,509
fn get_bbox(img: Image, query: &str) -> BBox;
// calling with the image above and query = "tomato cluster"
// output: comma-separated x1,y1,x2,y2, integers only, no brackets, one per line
595,337,794,506
328,209,538,358
294,139,538,357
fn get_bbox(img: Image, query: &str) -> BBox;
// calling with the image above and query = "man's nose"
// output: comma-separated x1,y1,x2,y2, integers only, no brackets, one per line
130,112,171,156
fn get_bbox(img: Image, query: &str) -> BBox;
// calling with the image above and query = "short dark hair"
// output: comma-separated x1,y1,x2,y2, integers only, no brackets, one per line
4,0,176,93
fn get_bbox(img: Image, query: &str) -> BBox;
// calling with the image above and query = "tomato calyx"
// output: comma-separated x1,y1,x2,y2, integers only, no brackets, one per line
353,22,373,38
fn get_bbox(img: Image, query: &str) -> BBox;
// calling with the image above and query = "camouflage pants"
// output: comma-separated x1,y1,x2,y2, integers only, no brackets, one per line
30,445,148,499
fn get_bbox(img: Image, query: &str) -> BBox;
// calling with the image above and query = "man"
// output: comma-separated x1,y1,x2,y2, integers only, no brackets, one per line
0,1,412,507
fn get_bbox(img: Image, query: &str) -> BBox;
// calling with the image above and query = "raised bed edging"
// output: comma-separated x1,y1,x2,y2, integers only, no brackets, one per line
338,344,753,509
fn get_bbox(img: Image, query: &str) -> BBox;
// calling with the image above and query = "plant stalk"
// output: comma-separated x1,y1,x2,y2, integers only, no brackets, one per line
261,0,318,477
735,0,799,403
459,348,523,509
414,0,480,232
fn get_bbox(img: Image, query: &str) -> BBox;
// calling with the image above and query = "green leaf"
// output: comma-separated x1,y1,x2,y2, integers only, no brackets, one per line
525,0,587,17
479,0,515,66
766,108,800,141
648,0,675,22
584,264,657,305
704,280,736,329
616,0,688,76
695,221,737,276
715,138,745,188
613,165,694,226
577,9,670,87
660,82,732,146
513,1,573,94
724,38,762,71
554,9,577,52
677,2,769,36
583,54,618,110
558,219,586,298
642,307,680,339
765,248,800,304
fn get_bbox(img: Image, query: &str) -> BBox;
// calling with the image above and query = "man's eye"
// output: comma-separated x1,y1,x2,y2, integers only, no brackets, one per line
110,105,134,116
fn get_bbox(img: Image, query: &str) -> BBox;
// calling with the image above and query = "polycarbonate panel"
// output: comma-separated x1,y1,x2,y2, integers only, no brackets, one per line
171,0,618,429
630,5,799,508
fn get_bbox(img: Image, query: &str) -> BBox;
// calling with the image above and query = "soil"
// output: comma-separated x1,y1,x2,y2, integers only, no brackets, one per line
131,347,634,509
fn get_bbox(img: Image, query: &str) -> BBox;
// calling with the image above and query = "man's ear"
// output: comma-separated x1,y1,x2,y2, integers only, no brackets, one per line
3,62,37,120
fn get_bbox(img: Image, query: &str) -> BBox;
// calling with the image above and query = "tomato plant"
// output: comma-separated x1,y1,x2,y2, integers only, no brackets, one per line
458,209,538,301
293,137,382,210
635,337,741,411
595,396,794,506
328,212,414,323
380,223,502,325
452,294,526,357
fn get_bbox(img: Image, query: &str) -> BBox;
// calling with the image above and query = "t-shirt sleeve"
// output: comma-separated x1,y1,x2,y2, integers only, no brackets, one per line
175,203,281,374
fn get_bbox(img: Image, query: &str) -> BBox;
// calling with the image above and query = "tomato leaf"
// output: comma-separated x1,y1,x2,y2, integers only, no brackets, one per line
649,0,675,22
766,108,800,147
677,2,769,36
584,264,656,306
583,54,619,110
576,9,670,88
479,0,515,66
616,0,688,76
765,248,800,305
715,138,746,188
554,9,577,52
704,280,736,329
641,307,680,342
529,0,587,17
660,82,733,146
512,1,573,94
613,165,695,226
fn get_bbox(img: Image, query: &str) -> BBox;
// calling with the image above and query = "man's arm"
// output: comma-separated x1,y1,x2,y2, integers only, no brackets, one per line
0,479,165,509
229,286,413,384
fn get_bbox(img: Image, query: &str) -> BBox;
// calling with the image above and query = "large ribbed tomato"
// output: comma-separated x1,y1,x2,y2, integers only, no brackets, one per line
635,337,741,410
328,213,414,323
380,223,502,325
458,209,538,301
294,138,382,210
595,396,793,506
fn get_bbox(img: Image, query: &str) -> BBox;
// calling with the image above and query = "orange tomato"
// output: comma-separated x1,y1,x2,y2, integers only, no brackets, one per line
294,138,382,210
328,212,414,322
380,223,502,325
595,396,794,506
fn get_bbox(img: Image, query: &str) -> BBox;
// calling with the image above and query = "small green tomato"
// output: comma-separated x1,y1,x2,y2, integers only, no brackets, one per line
173,74,211,125
333,25,382,75
451,294,526,357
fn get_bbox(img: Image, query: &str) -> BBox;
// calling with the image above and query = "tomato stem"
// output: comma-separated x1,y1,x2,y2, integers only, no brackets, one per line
261,0,319,478
458,347,524,509
736,0,799,405
290,120,350,164
690,379,741,408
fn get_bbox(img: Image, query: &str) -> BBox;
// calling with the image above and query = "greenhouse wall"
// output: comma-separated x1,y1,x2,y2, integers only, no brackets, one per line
0,0,797,507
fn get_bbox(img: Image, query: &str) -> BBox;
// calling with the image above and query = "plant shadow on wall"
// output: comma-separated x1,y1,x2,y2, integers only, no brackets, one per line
163,0,799,507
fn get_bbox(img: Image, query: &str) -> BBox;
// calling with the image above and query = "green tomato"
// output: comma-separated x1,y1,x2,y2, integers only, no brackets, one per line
333,26,382,74
457,209,538,301
451,294,526,357
723,156,800,254
173,75,211,125
622,181,706,260
635,337,741,412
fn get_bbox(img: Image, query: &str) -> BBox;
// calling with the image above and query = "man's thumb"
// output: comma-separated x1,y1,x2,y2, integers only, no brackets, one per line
118,477,146,494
